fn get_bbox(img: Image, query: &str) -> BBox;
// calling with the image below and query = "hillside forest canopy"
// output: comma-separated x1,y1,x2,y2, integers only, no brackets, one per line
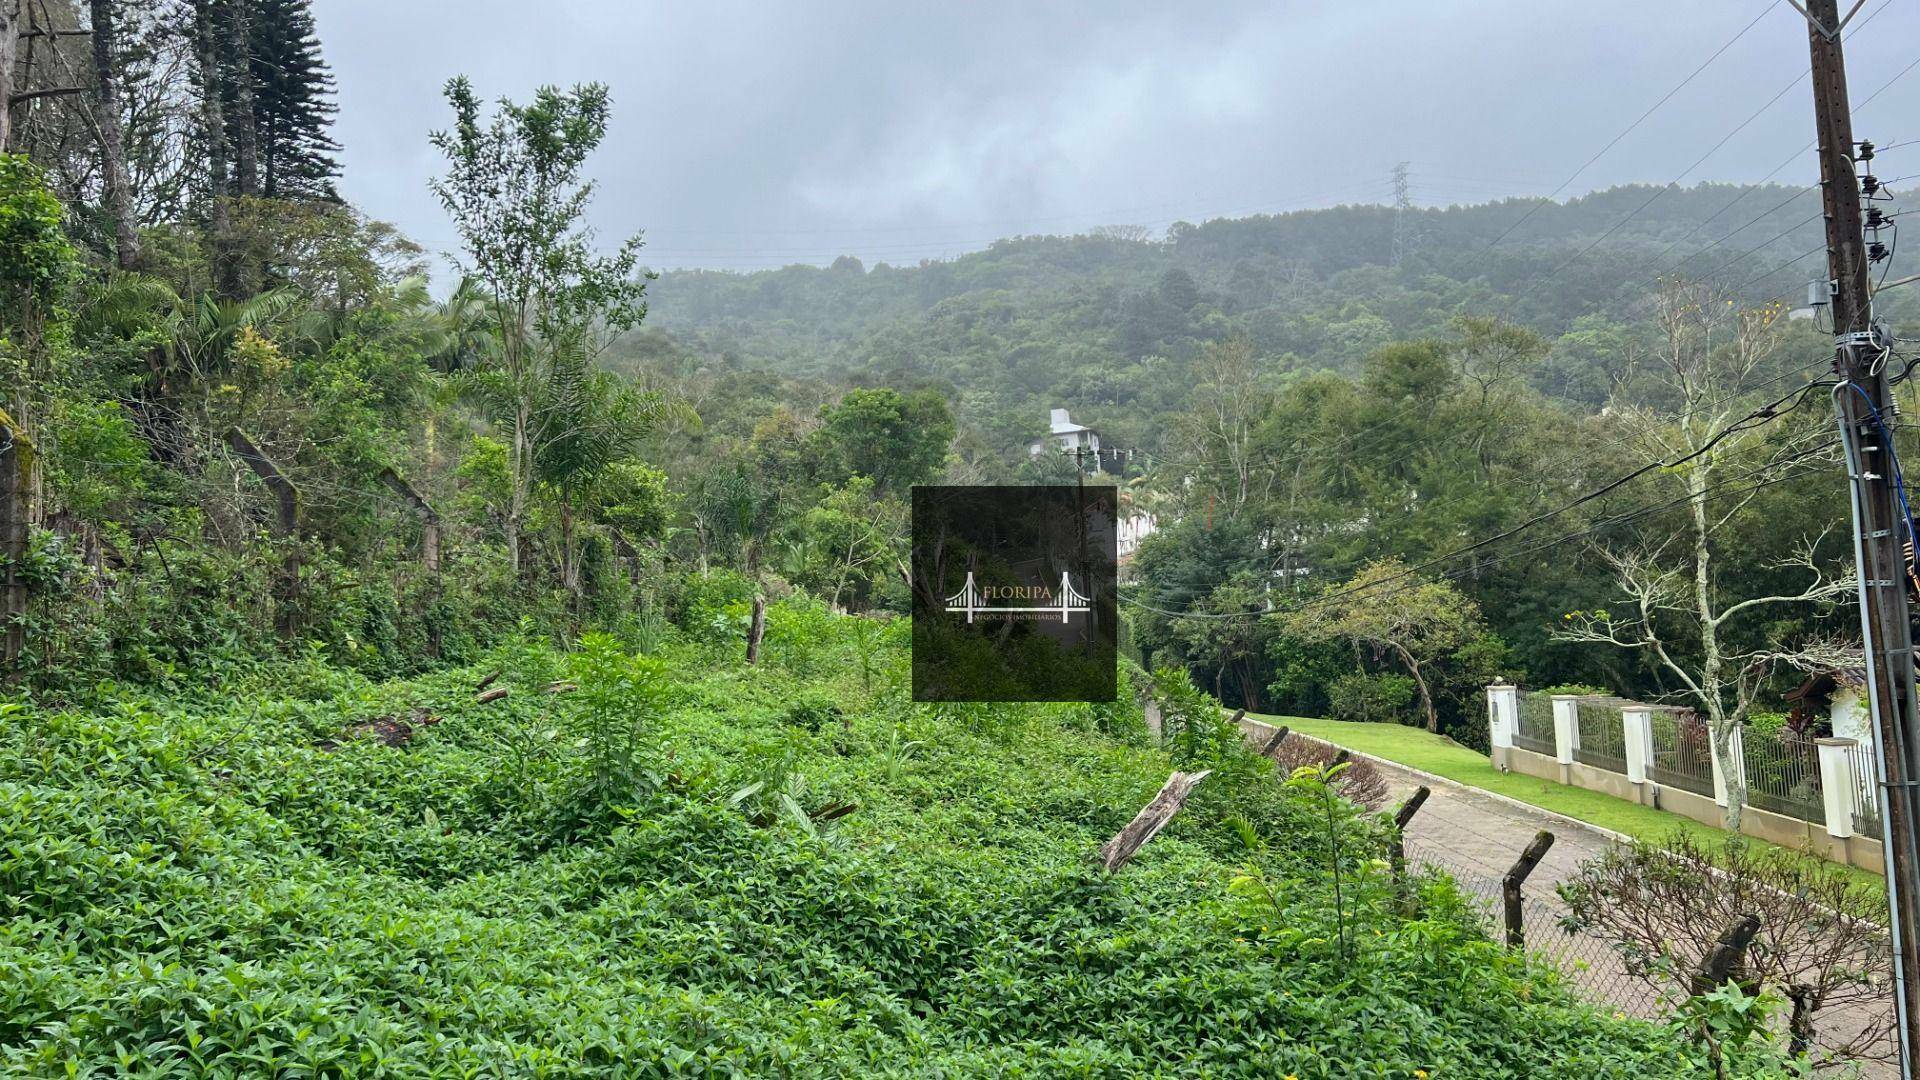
0,0,1909,1075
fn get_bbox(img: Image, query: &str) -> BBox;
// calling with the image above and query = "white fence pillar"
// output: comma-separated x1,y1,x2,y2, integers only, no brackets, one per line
1622,707,1653,785
1487,684,1517,750
1552,695,1580,765
1817,738,1858,840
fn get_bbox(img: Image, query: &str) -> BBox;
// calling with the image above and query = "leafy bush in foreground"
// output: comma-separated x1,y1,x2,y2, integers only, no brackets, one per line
0,605,1794,1076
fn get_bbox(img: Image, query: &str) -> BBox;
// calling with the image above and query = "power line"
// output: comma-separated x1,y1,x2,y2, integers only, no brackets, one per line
1124,375,1835,620
1122,447,1835,622
1467,2,1781,262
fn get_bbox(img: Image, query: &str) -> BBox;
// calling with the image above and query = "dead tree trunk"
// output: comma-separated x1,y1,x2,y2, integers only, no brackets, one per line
225,427,299,638
609,527,642,591
87,0,138,269
745,593,766,665
1690,914,1762,997
0,1,19,151
1098,769,1212,872
0,411,30,674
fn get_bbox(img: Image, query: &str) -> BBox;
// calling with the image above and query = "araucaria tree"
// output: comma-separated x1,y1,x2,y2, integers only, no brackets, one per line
1556,280,1850,830
429,77,650,577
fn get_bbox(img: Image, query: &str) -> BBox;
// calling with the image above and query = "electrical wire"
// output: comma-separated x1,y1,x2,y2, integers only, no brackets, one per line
1123,374,1837,620
1466,1,1781,262
1119,447,1836,621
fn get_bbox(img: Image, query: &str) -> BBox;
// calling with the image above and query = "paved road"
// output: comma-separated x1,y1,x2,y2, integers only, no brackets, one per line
1258,721,1899,1076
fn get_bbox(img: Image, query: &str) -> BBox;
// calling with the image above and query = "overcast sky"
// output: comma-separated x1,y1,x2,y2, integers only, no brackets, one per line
310,0,1920,275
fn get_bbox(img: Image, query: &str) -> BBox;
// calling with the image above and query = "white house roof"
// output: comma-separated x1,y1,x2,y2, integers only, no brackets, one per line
1049,408,1092,435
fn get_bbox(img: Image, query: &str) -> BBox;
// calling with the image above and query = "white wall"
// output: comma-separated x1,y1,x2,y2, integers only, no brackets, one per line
1833,685,1872,745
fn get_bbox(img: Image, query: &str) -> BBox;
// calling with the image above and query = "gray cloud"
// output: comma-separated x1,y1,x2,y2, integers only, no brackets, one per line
312,0,1920,273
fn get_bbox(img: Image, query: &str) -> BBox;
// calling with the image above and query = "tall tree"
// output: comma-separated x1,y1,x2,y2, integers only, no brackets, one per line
1556,281,1849,829
190,0,236,296
248,0,337,199
223,0,258,200
429,77,649,578
88,0,140,268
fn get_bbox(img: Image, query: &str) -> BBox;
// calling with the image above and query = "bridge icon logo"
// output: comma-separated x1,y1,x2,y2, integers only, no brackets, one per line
944,570,1092,624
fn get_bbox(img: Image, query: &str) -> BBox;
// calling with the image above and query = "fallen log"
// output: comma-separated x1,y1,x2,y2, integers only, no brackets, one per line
1098,769,1211,873
475,687,510,705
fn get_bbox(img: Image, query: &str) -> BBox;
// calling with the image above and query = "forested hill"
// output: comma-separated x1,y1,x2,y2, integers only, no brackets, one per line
637,181,1905,454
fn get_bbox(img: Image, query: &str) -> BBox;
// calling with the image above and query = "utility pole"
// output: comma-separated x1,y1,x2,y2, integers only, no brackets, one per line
1803,1,1920,1072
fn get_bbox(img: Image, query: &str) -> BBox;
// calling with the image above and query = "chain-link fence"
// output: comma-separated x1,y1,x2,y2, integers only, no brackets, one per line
1401,834,1661,1017
1400,830,1898,1074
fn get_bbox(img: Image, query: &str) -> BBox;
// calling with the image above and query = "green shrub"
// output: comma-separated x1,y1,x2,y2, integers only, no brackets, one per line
1329,671,1417,724
0,620,1797,1076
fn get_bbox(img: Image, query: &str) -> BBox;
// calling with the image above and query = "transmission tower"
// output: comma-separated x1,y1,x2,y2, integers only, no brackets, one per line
1390,161,1415,267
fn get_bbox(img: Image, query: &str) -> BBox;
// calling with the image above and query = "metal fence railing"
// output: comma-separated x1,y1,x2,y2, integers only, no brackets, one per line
1572,697,1628,774
1648,707,1715,798
1742,729,1825,825
1849,740,1884,837
1513,690,1556,756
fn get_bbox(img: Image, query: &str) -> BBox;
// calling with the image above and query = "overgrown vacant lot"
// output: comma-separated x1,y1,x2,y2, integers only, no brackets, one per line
0,608,1780,1076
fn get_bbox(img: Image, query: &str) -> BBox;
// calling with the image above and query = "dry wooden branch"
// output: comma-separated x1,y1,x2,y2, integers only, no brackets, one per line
474,687,510,705
1098,769,1212,873
474,668,502,692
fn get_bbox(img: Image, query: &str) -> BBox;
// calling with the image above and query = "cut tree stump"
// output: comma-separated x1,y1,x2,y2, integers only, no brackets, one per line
1098,769,1212,873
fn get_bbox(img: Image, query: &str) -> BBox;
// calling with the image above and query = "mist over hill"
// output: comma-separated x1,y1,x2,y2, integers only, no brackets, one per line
632,181,1894,456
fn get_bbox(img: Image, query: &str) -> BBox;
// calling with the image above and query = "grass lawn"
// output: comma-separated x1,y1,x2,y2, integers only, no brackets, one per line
1252,712,1887,892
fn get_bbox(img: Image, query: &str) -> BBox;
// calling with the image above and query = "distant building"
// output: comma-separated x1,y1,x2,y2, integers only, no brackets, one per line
1118,512,1157,561
1029,408,1102,459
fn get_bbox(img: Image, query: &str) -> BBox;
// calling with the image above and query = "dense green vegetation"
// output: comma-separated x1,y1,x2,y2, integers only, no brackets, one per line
0,2,1903,1070
0,605,1800,1076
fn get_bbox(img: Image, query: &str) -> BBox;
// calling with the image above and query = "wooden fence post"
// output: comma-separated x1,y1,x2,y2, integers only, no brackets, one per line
224,427,300,638
1258,724,1291,758
1098,769,1213,872
1502,830,1556,949
1689,914,1762,997
0,411,30,674
745,594,766,664
1390,785,1432,910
